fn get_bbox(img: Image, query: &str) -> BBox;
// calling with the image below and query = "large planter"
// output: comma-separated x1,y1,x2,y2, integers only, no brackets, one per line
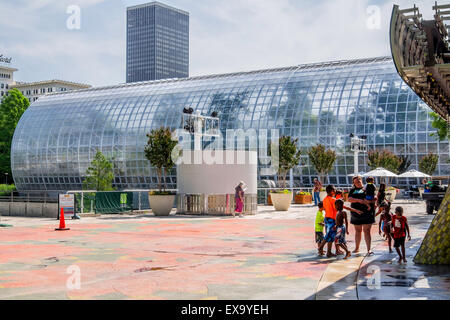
267,194,273,206
295,194,312,204
319,191,328,202
270,193,293,211
343,193,349,202
149,194,176,216
386,190,398,202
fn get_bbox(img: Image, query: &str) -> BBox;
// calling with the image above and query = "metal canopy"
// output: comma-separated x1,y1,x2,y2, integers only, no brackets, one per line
390,2,450,121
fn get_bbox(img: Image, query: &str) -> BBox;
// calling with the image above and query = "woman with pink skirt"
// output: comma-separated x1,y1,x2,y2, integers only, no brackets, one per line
234,181,245,218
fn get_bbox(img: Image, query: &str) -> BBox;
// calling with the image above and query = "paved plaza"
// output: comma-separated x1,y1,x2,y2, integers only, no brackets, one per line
0,202,448,300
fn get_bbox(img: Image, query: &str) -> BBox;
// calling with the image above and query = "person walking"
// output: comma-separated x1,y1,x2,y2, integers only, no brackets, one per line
378,201,394,253
313,178,322,206
348,176,376,256
233,181,245,218
392,206,411,264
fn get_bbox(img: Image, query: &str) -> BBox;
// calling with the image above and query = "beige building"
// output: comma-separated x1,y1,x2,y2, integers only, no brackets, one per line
12,80,91,103
1,64,91,102
0,65,17,98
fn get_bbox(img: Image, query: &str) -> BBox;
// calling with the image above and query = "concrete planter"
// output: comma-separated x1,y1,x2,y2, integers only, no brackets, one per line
319,191,328,202
386,190,398,202
149,194,175,216
270,193,293,211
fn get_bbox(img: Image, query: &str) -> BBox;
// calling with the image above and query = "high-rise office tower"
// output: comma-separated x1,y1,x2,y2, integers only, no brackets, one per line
126,2,189,83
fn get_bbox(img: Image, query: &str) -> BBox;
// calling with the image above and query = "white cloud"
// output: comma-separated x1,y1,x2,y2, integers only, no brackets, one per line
0,0,441,86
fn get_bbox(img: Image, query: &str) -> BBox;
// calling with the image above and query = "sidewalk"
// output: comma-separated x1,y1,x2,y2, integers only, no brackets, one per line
316,204,450,300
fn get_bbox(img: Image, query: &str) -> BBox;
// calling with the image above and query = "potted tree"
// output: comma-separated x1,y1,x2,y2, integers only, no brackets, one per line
367,150,402,185
419,152,439,177
145,127,178,216
385,187,400,202
270,136,301,211
307,144,337,201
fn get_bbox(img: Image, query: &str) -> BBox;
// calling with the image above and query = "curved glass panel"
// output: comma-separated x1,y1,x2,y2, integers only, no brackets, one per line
11,57,450,191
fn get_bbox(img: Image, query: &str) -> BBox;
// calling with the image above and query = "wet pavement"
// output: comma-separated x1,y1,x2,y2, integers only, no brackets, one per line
0,202,448,300
357,217,450,300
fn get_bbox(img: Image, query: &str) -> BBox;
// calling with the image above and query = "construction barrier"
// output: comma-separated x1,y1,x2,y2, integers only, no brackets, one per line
95,192,134,214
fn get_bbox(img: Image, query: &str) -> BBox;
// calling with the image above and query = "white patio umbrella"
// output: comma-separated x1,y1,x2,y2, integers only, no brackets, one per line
363,168,399,178
398,169,431,178
363,167,399,186
347,172,365,177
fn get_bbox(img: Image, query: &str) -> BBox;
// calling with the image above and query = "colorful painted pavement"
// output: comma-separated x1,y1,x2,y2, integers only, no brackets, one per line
0,203,448,300
0,210,328,300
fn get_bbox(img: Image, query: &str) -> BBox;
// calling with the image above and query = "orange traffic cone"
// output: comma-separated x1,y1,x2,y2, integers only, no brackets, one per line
56,207,70,231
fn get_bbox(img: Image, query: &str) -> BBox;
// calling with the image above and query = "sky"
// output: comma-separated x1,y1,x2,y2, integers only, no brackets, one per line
0,0,438,87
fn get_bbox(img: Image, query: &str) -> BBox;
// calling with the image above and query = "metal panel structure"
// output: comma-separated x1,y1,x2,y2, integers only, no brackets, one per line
11,57,450,191
390,2,450,120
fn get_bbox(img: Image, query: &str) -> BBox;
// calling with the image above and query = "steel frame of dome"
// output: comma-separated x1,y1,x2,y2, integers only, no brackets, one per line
11,57,450,192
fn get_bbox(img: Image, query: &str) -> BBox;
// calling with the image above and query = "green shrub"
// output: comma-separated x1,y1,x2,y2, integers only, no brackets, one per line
0,184,16,196
271,189,292,194
149,190,177,196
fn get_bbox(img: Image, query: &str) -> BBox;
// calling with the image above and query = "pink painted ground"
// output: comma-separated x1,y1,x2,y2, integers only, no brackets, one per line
0,214,330,300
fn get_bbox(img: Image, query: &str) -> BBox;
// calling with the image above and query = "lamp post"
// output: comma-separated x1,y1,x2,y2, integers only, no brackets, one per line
4,173,8,185
350,134,368,175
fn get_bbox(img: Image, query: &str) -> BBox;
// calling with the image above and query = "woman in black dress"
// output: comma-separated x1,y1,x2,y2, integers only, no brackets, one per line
348,176,375,255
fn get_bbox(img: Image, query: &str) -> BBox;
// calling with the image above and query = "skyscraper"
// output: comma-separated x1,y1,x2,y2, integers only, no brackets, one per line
126,2,189,83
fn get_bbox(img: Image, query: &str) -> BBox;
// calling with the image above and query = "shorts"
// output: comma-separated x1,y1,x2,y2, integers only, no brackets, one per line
366,196,375,201
351,209,376,226
394,237,406,248
335,225,347,245
324,218,336,243
315,232,324,244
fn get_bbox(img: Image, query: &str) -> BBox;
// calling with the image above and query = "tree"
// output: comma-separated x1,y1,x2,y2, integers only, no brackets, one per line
419,153,439,176
307,144,337,183
367,149,402,174
429,112,449,141
82,151,115,191
398,155,412,174
276,136,302,189
145,127,178,192
0,89,30,183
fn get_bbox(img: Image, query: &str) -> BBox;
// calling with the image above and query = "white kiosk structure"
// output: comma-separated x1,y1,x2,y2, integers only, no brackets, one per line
176,109,258,215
